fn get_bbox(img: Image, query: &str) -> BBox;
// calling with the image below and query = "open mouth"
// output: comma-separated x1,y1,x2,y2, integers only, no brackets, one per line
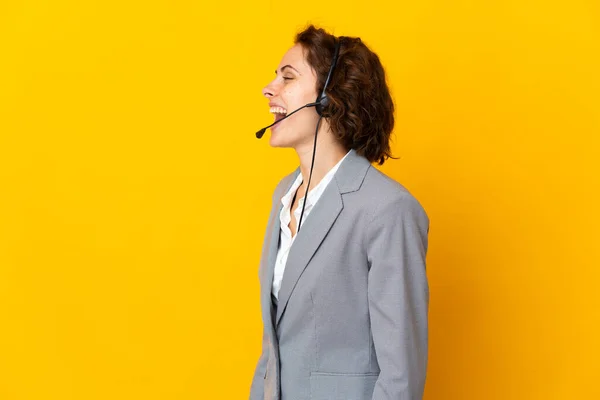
270,106,288,124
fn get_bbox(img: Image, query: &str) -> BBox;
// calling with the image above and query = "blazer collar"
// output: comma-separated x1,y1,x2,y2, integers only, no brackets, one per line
333,148,371,194
285,148,371,195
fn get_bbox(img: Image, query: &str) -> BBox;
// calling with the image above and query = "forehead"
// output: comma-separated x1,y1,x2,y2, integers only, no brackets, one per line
277,44,313,75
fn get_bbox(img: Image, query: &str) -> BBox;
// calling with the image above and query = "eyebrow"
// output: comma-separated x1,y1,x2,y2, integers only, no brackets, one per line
275,65,301,75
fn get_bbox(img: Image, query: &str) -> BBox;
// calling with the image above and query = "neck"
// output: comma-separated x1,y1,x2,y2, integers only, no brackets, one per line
295,123,348,193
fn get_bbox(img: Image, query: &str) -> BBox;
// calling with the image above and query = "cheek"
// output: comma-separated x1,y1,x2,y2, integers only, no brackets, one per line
281,89,301,106
282,83,317,107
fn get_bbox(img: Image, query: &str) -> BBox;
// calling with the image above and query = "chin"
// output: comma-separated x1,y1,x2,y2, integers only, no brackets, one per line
269,129,295,148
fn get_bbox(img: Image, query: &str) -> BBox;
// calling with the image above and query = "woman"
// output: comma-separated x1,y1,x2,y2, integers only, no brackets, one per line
250,25,430,400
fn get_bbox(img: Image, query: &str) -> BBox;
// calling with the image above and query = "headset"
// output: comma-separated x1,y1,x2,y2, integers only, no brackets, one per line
255,37,343,234
315,38,342,116
255,38,343,137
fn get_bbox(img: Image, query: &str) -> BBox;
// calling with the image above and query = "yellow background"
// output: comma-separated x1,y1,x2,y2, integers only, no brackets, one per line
1,1,598,399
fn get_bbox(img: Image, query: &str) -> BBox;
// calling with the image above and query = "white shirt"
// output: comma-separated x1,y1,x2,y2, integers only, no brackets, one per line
272,151,351,299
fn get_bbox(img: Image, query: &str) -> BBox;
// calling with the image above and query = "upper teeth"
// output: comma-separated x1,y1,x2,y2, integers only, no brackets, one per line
270,106,287,115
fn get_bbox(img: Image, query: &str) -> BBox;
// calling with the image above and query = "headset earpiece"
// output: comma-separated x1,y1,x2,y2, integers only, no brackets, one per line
315,38,342,117
315,94,330,116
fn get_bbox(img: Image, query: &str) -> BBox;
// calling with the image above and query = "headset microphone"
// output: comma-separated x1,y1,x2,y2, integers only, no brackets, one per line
255,101,320,139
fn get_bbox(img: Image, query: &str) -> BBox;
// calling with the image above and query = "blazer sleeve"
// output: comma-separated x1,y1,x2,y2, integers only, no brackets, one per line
249,327,268,400
365,193,430,400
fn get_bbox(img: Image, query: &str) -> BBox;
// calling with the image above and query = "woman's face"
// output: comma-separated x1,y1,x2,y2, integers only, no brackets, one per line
262,44,321,149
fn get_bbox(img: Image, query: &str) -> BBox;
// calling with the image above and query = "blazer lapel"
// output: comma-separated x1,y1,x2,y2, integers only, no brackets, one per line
260,202,280,328
275,180,344,327
261,171,300,328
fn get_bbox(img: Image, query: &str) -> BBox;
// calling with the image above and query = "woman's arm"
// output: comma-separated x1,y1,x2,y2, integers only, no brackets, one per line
365,194,430,400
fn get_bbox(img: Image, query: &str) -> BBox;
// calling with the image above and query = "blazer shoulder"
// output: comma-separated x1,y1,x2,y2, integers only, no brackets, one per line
362,167,428,223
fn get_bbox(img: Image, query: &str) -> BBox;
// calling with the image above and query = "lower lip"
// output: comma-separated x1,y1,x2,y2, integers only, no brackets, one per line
271,116,285,132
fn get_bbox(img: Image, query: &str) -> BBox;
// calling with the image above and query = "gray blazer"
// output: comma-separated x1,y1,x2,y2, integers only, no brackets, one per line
249,149,429,400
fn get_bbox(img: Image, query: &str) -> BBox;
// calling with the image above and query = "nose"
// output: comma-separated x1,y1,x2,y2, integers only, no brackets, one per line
262,79,277,99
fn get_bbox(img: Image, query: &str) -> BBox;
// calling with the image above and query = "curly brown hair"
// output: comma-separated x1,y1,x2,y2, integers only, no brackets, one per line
295,25,395,165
